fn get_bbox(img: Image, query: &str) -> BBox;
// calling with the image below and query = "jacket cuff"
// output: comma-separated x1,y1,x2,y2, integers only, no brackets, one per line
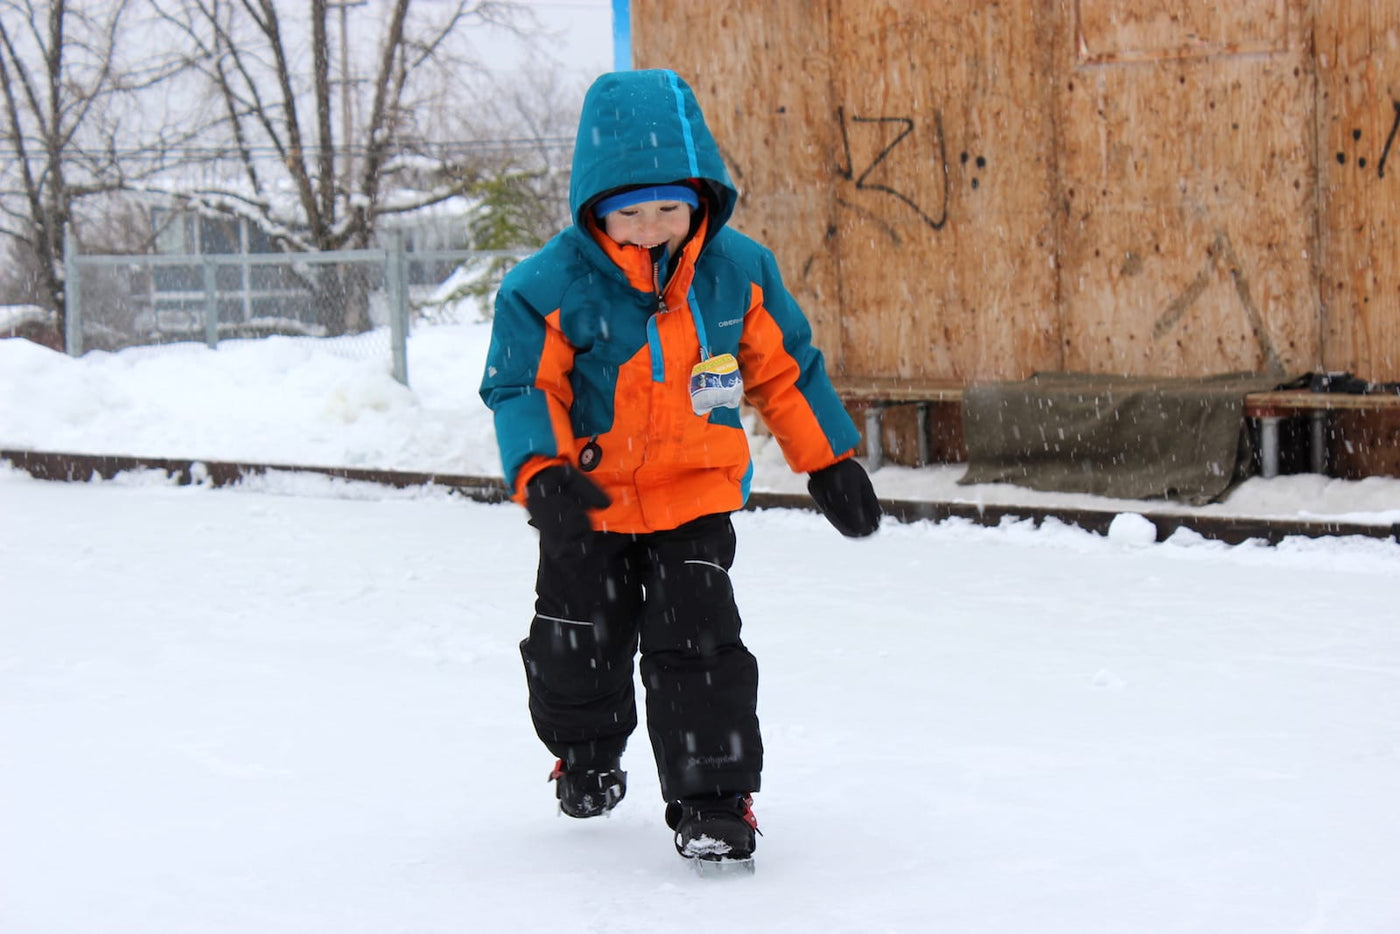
512,456,568,505
812,449,857,474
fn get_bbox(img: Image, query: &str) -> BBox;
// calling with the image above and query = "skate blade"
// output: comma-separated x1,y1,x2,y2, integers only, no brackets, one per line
557,804,615,819
691,856,755,878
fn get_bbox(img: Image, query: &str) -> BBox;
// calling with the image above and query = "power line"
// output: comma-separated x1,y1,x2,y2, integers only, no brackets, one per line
0,136,576,161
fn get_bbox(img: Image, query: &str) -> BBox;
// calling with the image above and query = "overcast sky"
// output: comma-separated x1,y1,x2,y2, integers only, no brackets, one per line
483,0,616,76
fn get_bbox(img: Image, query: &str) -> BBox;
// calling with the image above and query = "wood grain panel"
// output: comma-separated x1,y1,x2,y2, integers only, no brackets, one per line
1076,0,1288,64
1315,1,1400,381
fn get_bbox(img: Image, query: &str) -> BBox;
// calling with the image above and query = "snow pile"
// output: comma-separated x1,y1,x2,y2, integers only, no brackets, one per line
4,321,1399,525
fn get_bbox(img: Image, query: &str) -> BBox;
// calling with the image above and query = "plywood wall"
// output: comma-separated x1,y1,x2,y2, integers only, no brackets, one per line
1058,0,1317,378
630,0,1400,383
824,0,1060,380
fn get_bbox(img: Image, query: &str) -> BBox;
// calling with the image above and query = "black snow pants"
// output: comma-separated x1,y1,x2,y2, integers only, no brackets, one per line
520,512,762,801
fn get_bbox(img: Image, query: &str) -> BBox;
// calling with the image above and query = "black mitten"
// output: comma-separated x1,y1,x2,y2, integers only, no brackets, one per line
525,465,612,557
807,458,881,538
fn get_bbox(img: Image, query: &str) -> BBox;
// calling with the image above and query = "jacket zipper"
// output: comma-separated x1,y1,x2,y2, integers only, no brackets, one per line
652,250,667,313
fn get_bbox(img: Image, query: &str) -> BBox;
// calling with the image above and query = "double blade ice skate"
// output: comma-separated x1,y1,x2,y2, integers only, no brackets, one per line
688,846,755,877
666,794,759,875
550,759,626,818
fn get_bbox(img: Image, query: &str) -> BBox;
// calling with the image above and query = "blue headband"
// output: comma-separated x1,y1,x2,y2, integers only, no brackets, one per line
593,184,700,218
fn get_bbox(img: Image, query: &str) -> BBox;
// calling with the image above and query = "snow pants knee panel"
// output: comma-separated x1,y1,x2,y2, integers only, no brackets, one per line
519,627,637,770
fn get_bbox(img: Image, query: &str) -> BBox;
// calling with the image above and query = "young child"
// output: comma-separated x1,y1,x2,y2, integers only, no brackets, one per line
479,69,881,865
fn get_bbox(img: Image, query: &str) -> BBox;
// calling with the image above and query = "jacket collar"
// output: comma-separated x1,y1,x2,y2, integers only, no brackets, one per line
586,211,709,307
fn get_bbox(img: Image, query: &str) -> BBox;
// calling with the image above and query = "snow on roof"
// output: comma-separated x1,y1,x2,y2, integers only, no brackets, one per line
0,305,54,332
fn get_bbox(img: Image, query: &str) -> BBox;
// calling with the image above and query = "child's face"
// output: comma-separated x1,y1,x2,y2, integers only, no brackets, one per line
601,200,694,256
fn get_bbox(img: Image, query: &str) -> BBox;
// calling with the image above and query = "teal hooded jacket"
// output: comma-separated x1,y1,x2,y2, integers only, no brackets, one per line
480,69,859,534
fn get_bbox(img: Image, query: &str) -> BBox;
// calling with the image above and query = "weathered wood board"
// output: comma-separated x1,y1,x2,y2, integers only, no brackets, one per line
1057,0,1319,378
822,0,1061,380
1315,1,1400,381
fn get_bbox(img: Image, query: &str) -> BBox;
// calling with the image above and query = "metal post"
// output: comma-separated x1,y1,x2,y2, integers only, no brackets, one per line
239,219,253,323
202,258,219,349
63,227,83,357
864,405,884,471
1259,416,1281,479
915,403,931,467
387,231,409,386
328,0,367,191
1309,410,1327,474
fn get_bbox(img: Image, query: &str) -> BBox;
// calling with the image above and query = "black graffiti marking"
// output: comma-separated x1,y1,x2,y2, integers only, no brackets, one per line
1335,105,1400,178
836,107,949,231
960,151,988,189
1379,101,1400,179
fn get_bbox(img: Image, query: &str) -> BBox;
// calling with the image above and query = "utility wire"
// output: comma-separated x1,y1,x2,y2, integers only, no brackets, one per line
0,137,575,160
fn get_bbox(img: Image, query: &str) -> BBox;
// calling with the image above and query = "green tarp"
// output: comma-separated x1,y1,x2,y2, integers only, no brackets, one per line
958,373,1280,505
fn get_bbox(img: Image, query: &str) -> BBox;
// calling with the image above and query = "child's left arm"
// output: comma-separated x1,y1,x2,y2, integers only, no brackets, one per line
738,246,861,473
737,247,881,537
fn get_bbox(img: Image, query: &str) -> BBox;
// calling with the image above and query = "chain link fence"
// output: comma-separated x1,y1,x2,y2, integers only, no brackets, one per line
64,233,517,387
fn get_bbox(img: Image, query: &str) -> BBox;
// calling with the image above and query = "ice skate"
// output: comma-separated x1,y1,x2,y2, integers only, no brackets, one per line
666,794,759,874
550,759,626,818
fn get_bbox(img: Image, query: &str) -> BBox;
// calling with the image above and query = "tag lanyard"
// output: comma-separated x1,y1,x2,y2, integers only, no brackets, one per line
655,242,711,361
687,286,710,360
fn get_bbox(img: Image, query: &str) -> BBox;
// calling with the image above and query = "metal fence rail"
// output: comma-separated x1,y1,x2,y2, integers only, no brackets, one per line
64,233,519,386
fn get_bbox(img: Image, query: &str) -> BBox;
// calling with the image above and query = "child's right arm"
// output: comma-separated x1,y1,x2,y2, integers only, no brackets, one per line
480,283,575,503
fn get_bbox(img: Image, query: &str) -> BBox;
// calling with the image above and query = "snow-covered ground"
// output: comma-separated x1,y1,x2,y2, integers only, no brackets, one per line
2,324,1399,932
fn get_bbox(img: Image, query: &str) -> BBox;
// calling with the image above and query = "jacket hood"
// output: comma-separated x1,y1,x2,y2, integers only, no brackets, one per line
569,70,737,233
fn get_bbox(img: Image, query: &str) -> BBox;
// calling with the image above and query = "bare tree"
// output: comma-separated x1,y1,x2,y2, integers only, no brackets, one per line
446,63,582,237
145,0,526,333
2,0,582,343
0,0,187,345
410,63,581,313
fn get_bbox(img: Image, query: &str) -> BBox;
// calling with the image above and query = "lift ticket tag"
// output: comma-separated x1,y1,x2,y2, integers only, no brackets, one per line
689,353,743,416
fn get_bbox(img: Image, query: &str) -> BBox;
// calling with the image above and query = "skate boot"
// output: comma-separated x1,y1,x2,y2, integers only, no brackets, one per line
549,759,626,818
665,794,759,863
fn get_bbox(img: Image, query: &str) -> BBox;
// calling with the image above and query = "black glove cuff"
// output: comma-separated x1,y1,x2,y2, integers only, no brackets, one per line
525,465,611,557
